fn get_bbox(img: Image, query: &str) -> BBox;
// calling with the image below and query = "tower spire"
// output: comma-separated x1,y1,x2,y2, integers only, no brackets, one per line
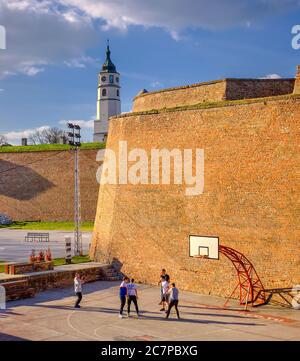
102,39,116,72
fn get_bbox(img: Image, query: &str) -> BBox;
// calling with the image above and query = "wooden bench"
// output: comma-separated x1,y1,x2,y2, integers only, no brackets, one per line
25,232,50,242
4,261,54,275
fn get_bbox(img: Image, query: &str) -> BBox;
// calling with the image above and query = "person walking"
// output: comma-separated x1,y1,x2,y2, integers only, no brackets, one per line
127,278,140,318
158,269,170,305
74,273,84,309
119,277,129,318
165,283,180,319
160,275,170,312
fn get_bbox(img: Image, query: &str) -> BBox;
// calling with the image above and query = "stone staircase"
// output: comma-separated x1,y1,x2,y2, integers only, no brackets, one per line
101,264,123,281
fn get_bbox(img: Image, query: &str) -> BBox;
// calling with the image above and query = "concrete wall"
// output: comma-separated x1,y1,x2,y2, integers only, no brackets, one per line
0,149,100,221
133,79,295,112
90,95,300,298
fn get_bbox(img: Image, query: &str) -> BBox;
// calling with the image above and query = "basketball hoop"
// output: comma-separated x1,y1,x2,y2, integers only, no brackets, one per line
193,255,208,259
189,235,267,307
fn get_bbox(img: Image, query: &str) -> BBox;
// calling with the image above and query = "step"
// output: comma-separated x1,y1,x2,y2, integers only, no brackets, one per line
1,280,35,301
6,287,35,301
1,279,29,291
105,276,122,281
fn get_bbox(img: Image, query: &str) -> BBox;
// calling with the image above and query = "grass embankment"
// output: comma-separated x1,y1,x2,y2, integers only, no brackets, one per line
0,255,91,273
0,221,94,231
0,142,105,153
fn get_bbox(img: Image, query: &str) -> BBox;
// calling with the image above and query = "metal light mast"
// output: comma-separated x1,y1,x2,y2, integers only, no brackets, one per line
67,123,82,256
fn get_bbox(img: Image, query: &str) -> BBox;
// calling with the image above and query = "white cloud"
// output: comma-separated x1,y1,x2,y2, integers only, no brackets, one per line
64,56,96,69
0,0,299,78
4,125,50,144
150,81,163,88
60,0,300,38
0,88,4,92
0,0,97,78
260,74,282,79
3,119,95,145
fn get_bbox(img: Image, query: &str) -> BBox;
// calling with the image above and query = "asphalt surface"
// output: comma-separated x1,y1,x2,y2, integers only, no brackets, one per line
0,229,92,261
0,281,299,341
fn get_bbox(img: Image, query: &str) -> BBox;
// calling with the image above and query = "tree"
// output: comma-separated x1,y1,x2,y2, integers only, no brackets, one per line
29,127,65,145
0,134,8,145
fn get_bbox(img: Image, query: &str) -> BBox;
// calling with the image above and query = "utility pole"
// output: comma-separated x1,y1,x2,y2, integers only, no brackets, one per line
67,123,82,256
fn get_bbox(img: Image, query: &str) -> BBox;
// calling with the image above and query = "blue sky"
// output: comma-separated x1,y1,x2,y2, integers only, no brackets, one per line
0,0,299,144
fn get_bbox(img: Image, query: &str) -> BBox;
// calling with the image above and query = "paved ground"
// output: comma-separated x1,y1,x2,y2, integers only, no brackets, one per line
0,281,299,341
0,229,92,262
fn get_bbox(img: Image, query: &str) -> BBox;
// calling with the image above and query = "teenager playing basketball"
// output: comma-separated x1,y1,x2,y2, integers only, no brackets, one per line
126,278,140,317
119,277,129,318
165,283,180,319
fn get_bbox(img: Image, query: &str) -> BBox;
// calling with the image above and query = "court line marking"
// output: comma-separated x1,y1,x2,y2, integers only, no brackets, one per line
183,301,298,324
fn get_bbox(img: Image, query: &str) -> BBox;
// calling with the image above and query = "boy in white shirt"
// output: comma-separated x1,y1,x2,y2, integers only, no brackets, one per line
74,273,84,308
126,278,140,317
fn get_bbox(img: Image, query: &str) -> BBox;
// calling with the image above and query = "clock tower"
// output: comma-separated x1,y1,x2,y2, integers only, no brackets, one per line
93,41,121,142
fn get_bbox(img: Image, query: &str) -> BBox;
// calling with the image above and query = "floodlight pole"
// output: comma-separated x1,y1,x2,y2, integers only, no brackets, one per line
67,122,82,256
74,144,82,256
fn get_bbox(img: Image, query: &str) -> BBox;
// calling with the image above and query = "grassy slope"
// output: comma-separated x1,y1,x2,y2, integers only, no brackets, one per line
0,142,105,153
0,221,94,231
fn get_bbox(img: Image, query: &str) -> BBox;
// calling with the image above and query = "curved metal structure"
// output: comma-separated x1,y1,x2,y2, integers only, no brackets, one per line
219,245,266,307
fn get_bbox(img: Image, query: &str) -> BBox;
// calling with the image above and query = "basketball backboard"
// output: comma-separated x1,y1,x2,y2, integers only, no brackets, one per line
189,235,219,260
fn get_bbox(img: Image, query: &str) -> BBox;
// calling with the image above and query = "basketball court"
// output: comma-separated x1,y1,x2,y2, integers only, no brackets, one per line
0,280,299,341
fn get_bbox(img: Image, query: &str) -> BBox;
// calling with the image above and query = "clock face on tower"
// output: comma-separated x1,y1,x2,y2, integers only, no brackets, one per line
101,76,106,82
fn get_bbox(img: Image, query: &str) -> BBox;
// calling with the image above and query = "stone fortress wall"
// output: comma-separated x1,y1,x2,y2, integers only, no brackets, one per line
90,68,300,298
0,149,100,221
133,78,295,112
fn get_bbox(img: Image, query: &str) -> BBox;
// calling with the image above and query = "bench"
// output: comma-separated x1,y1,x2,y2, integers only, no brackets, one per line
25,232,49,243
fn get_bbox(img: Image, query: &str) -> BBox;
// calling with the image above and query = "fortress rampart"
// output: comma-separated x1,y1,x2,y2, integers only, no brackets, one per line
0,149,100,221
91,91,300,297
294,66,300,94
133,78,295,112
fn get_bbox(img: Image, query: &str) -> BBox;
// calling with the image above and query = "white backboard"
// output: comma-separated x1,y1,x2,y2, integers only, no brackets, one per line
189,235,219,260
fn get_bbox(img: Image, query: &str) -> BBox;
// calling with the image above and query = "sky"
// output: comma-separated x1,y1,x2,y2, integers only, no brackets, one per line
0,0,299,144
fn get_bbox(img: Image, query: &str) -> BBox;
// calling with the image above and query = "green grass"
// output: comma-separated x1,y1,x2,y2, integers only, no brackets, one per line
0,262,5,273
116,93,300,118
0,255,91,273
53,255,91,267
0,142,105,153
0,221,94,231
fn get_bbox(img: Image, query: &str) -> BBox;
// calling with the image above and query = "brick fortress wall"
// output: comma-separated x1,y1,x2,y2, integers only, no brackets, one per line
90,95,300,298
133,78,295,112
294,66,300,94
0,149,100,221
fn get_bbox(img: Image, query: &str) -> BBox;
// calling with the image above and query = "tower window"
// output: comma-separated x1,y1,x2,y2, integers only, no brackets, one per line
117,89,119,97
102,88,107,96
101,76,106,82
109,75,114,83
116,77,119,83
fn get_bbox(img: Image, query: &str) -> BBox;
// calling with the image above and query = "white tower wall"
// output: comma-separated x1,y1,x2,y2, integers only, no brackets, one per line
93,46,121,142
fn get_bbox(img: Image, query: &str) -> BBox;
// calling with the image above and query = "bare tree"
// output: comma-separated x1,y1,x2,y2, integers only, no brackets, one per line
0,134,8,145
29,127,65,145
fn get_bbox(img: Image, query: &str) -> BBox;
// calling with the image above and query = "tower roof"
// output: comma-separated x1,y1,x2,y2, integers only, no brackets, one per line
102,40,117,73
